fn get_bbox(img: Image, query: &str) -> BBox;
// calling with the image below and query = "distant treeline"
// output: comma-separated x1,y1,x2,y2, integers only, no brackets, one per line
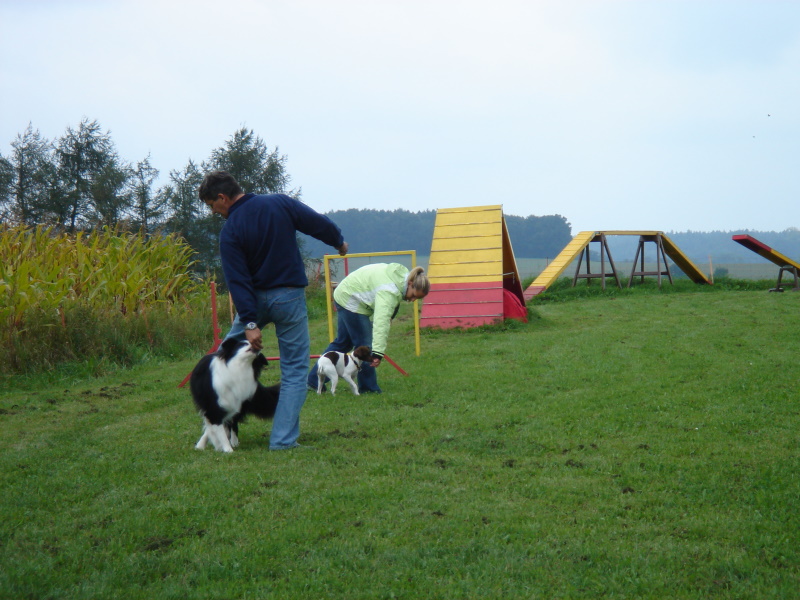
300,209,574,259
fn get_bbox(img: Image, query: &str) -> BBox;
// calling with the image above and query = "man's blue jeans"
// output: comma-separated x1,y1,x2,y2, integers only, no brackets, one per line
225,287,310,449
307,303,381,393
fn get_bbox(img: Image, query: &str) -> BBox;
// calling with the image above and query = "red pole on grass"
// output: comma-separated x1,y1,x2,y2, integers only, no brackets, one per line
178,282,223,388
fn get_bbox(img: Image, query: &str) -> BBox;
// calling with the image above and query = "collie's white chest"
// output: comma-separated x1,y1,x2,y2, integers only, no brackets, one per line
209,357,258,413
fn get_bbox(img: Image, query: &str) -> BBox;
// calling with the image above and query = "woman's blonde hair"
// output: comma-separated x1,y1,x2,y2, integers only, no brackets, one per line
407,266,430,297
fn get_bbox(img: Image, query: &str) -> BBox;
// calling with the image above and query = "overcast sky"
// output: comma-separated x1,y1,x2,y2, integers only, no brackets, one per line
2,0,798,234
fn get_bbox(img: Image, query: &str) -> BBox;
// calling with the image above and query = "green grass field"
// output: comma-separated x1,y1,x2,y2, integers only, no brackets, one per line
1,283,799,599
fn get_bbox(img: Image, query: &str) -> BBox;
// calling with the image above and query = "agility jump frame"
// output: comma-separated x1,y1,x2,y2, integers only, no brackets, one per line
322,251,420,377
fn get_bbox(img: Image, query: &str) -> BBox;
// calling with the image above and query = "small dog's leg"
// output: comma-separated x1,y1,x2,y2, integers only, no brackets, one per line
329,373,338,395
317,367,326,395
342,374,360,396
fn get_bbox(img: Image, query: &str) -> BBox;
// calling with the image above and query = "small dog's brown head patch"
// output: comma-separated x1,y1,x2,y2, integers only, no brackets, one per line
353,346,372,361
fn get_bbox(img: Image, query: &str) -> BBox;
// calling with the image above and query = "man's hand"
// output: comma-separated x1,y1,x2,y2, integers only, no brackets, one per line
245,327,263,352
370,356,382,368
337,241,349,256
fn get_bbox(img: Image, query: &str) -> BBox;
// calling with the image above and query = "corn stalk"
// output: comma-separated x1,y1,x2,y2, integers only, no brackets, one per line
0,225,209,360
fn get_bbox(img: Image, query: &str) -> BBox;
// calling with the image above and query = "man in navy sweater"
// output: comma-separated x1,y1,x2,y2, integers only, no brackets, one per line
199,170,348,450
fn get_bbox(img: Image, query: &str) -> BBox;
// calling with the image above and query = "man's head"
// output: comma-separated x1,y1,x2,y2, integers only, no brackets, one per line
199,171,244,218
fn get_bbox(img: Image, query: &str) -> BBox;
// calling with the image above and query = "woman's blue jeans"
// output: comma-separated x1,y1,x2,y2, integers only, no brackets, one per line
225,287,310,449
307,303,381,393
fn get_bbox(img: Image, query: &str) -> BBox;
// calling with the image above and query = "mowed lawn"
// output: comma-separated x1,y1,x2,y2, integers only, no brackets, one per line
1,288,798,599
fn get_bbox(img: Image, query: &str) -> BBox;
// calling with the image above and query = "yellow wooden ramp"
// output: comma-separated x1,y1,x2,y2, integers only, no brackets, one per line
523,231,597,299
732,234,800,269
659,233,712,284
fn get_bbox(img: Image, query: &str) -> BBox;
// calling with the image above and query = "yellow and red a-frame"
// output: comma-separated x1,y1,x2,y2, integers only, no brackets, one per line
420,205,527,329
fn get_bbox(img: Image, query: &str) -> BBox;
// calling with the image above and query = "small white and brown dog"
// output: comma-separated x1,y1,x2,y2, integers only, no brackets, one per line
316,346,373,396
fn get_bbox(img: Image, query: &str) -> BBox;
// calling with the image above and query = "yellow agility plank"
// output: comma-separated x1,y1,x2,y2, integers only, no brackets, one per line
659,233,712,285
523,231,597,299
600,230,661,236
732,235,800,269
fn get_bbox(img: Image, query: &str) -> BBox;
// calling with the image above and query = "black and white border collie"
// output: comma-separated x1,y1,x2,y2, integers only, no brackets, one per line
189,338,280,453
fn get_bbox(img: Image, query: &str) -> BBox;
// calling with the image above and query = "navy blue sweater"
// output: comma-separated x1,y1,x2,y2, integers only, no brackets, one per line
219,193,344,324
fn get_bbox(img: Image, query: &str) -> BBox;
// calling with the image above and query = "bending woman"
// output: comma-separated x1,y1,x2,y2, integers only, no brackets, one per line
308,263,430,394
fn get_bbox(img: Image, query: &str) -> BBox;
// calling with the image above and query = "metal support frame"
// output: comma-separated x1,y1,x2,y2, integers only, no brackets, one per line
769,265,800,292
572,233,622,290
628,234,673,288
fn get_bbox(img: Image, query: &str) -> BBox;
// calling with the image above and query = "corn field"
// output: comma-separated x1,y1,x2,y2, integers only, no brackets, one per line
0,225,211,374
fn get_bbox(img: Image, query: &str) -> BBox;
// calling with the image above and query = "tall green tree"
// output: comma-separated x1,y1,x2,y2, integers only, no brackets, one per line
206,127,294,195
4,124,57,226
198,127,303,273
55,118,115,232
129,154,166,234
89,153,132,227
164,160,203,239
0,153,14,224
163,160,219,274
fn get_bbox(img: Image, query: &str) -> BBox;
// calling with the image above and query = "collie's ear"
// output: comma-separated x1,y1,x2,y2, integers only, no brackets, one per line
219,338,237,352
218,337,244,362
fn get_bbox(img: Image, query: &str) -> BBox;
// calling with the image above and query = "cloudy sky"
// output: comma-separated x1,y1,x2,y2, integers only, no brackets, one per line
1,0,798,234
